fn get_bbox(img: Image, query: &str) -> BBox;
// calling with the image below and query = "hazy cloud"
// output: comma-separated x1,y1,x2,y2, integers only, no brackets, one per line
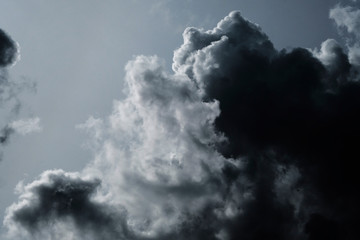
0,126,14,145
0,27,20,108
0,27,37,162
10,117,42,135
0,28,20,158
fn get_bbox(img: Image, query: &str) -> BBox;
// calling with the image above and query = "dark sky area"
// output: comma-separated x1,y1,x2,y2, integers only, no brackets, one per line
1,0,360,239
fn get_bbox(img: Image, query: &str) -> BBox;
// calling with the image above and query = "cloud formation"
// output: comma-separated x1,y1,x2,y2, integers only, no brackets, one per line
5,7,360,240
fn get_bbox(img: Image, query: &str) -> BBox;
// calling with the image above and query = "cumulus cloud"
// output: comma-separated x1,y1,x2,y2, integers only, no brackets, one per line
81,54,228,239
6,53,229,239
173,10,360,239
5,8,360,240
4,170,132,240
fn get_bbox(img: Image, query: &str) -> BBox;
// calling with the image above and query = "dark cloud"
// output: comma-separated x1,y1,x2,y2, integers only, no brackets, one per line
0,125,14,161
0,126,14,145
0,28,18,67
173,10,360,239
5,170,133,240
0,28,19,103
5,8,360,240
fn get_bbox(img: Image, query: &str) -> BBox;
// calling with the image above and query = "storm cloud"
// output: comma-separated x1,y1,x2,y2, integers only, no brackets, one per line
4,170,132,240
5,6,360,240
173,10,360,239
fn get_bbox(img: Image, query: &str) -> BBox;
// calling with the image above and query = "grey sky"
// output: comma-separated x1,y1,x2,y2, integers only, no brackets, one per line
0,0,358,238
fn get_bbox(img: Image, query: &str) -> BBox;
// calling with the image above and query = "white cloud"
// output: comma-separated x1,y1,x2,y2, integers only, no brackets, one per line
80,54,227,237
330,4,360,67
10,117,42,135
330,5,360,38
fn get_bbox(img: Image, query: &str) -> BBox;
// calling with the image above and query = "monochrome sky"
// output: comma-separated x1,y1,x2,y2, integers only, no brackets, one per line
1,0,360,239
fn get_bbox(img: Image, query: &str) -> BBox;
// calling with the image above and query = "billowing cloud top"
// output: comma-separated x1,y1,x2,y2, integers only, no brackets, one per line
4,8,360,240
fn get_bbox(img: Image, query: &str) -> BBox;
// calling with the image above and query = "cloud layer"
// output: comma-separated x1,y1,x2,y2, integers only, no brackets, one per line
4,6,360,240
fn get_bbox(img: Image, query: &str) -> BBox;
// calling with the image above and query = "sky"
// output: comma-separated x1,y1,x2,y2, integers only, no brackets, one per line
0,0,360,239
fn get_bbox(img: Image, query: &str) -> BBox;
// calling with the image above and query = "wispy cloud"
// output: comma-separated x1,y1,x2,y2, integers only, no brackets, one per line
10,117,42,136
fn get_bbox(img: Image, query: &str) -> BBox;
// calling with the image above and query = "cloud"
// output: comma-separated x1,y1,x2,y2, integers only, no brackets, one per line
0,27,20,109
0,28,20,159
0,28,19,68
0,126,14,145
173,10,360,239
5,9,360,240
10,117,42,136
330,4,360,38
0,27,37,161
5,53,229,239
76,116,104,151
330,4,360,66
81,54,227,239
4,170,132,240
